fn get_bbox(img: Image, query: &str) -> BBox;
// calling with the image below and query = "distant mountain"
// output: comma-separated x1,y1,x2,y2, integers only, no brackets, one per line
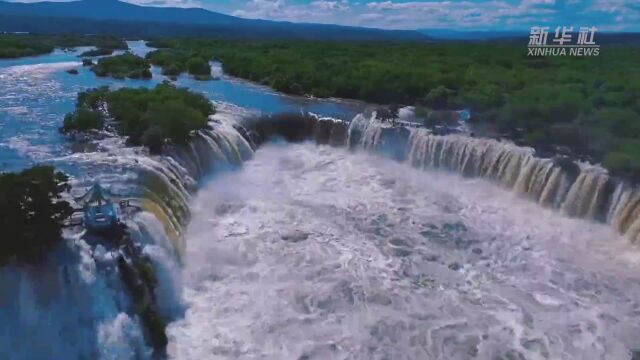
0,0,428,41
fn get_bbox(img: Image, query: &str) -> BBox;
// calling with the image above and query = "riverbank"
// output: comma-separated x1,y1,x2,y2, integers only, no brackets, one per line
146,38,640,180
0,34,127,59
2,39,640,359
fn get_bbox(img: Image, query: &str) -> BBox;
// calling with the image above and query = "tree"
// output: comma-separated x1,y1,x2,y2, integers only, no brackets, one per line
0,166,73,263
186,57,211,76
422,86,455,109
61,107,103,133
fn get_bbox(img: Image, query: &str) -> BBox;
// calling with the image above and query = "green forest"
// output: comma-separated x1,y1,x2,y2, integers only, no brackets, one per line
145,48,212,80
61,83,214,153
0,34,127,58
0,166,73,263
149,39,640,176
91,53,152,79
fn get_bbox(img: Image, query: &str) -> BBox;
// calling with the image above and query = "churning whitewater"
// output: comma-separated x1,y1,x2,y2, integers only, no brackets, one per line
168,142,640,360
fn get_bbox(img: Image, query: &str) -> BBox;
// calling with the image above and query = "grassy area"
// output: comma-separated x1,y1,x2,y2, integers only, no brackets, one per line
0,34,127,59
0,166,73,263
61,83,214,153
91,53,152,79
149,39,640,176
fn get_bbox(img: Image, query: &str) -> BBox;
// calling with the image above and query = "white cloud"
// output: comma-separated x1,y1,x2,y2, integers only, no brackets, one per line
311,0,349,12
357,13,384,21
521,0,555,6
233,0,350,22
359,0,560,29
226,0,638,31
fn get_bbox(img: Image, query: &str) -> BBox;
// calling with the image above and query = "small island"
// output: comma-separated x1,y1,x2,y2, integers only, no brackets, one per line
79,48,115,57
91,53,152,79
60,83,215,154
77,35,128,57
146,49,212,80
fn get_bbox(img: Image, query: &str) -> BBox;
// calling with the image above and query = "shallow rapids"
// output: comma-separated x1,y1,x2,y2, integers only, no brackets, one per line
168,143,640,360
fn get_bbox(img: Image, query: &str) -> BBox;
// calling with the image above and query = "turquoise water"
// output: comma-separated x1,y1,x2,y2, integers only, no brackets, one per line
0,40,361,172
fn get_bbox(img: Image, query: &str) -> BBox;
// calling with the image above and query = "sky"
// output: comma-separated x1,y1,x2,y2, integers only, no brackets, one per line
12,0,640,31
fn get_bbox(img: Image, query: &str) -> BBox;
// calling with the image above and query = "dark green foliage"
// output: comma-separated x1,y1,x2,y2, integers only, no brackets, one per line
136,257,158,291
61,107,104,133
117,255,167,351
0,35,53,58
91,53,152,79
61,83,214,151
146,49,212,79
79,48,114,57
0,34,127,59
64,35,128,50
186,57,210,76
0,166,73,263
145,39,174,49
377,104,400,122
148,38,640,175
422,86,456,109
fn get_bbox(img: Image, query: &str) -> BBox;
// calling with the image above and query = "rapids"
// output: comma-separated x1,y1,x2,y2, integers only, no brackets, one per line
0,41,359,359
168,143,640,360
2,41,640,360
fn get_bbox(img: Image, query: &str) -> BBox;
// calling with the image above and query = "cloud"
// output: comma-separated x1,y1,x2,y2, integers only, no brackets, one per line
231,0,634,30
232,0,349,22
311,0,349,12
359,0,565,29
357,12,384,21
586,0,640,29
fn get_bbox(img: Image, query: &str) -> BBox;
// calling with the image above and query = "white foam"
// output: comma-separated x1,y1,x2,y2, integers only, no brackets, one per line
168,143,640,360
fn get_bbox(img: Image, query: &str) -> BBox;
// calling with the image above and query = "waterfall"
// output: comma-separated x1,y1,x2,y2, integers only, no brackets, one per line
1,109,255,359
346,114,640,243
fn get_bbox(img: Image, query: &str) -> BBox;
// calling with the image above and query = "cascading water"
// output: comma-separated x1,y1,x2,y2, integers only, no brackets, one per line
0,41,364,359
0,103,254,359
346,113,640,243
167,141,640,360
3,41,640,360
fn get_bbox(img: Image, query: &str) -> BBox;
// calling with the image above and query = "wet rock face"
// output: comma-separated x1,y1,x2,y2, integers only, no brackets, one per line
312,119,333,145
329,121,348,147
348,125,363,150
552,156,580,181
243,113,349,148
377,126,411,161
312,119,348,147
281,230,309,242
244,113,316,145
116,234,168,355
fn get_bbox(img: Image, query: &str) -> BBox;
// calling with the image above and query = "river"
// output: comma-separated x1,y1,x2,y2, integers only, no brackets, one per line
1,41,640,360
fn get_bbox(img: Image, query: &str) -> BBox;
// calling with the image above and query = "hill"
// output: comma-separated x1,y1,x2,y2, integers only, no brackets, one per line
0,0,427,41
